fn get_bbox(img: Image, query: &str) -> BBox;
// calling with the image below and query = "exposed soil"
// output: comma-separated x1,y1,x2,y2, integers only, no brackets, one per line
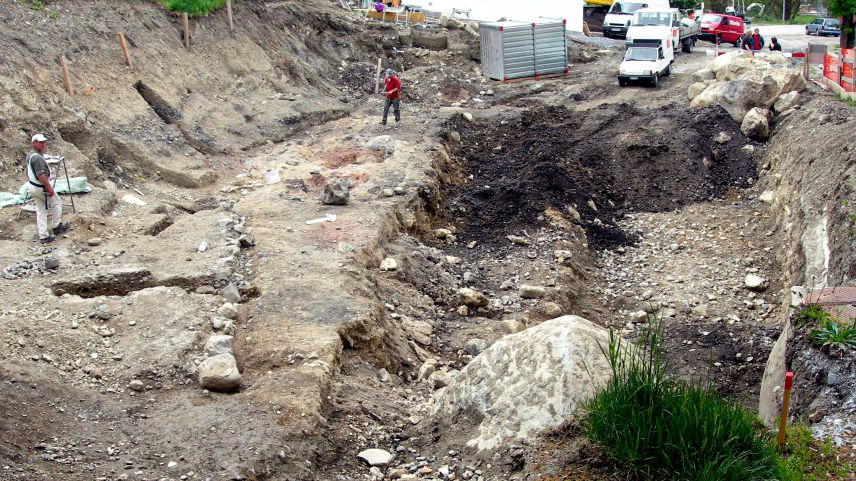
443,103,759,249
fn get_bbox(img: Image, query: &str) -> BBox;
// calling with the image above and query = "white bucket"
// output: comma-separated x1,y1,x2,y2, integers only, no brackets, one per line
263,169,281,185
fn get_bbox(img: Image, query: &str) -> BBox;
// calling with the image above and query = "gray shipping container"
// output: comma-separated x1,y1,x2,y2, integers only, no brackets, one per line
479,19,568,81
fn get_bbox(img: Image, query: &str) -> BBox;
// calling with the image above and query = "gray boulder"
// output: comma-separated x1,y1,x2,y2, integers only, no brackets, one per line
320,178,350,206
205,334,234,356
773,91,800,114
198,354,242,392
220,283,242,304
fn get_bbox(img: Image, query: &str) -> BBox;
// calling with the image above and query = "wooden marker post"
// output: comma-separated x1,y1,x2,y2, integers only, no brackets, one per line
59,55,73,95
777,371,794,449
118,32,133,68
374,58,382,94
226,0,234,31
181,12,190,49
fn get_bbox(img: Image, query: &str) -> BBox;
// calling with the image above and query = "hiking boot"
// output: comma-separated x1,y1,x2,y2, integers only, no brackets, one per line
380,121,387,126
39,236,56,244
52,221,70,235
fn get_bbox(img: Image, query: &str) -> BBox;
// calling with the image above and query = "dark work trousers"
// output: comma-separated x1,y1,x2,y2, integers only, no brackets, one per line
382,98,400,124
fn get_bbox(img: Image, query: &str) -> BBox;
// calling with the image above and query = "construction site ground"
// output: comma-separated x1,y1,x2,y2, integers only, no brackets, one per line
0,2,853,481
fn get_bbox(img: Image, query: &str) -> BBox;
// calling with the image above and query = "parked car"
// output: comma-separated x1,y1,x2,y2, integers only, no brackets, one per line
805,17,841,36
698,13,745,46
618,37,673,87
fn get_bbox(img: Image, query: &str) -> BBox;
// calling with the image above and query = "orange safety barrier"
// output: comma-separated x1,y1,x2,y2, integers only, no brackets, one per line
824,54,840,82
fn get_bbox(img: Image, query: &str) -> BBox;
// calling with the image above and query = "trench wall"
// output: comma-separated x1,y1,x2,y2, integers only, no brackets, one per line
756,95,856,426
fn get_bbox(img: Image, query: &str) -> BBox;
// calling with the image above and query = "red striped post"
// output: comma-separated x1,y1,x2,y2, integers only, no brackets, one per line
777,372,794,449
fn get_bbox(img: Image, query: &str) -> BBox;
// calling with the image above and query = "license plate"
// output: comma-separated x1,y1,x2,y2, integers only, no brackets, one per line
630,76,639,80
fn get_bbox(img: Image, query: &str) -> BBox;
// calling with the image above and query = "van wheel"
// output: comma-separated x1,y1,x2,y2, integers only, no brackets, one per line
651,73,659,87
618,78,627,87
666,64,673,76
715,35,722,45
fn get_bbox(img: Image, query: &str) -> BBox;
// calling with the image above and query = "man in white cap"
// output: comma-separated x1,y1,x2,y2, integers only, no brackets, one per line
24,134,69,243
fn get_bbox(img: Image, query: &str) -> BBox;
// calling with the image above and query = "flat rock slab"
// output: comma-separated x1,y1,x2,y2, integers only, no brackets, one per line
357,448,394,466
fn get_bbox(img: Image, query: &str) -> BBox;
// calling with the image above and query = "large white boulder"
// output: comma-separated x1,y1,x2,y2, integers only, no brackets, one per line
709,50,753,78
741,68,806,96
430,316,615,450
690,77,778,121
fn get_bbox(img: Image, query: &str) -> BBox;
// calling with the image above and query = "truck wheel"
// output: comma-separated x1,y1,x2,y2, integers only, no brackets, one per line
618,78,627,87
664,63,672,76
682,38,693,53
651,73,659,87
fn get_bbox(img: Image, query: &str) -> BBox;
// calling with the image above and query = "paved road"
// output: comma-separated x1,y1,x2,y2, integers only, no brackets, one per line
752,23,840,51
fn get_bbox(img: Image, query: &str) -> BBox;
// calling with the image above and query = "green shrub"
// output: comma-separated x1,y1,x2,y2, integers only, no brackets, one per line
157,0,225,17
792,303,830,327
793,304,856,350
581,324,782,481
18,0,46,11
808,319,856,350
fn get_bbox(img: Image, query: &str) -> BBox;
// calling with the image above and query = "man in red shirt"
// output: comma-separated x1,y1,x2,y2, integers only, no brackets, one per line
381,69,401,125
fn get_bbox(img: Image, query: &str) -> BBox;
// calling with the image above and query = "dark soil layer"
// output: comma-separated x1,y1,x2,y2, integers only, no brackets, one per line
442,103,758,249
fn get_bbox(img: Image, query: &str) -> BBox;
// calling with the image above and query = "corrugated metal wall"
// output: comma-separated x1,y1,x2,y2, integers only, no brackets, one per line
534,20,568,75
479,20,568,81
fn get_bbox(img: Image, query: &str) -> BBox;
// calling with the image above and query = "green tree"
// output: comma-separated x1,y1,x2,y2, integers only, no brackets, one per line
670,0,699,11
827,0,856,47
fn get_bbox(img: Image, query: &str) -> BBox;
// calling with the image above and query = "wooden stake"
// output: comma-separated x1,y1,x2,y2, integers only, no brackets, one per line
59,55,73,95
181,12,190,49
374,57,382,94
118,32,133,68
777,371,794,449
226,0,234,31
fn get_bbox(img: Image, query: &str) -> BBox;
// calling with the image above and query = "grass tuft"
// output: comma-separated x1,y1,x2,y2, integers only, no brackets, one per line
581,321,782,481
157,0,225,17
778,423,855,481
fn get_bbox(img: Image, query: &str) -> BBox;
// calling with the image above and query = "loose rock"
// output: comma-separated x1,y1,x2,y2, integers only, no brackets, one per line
519,285,546,299
458,288,488,308
357,448,394,467
198,354,242,392
320,178,351,205
380,257,398,271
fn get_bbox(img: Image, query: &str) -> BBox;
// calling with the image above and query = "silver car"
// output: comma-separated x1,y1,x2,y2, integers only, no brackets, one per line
805,17,841,37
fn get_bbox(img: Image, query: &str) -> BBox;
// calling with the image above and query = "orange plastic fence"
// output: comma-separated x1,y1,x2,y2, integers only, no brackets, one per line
824,54,839,82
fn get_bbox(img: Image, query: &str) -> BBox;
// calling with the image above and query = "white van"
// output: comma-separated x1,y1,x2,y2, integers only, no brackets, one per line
617,36,673,87
602,0,669,38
